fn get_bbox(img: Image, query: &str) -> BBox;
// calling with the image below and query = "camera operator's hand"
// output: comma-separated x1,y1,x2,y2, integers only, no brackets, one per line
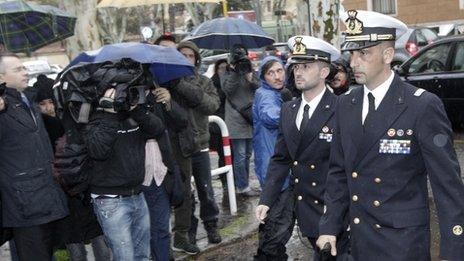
152,87,171,111
0,97,5,112
101,88,117,113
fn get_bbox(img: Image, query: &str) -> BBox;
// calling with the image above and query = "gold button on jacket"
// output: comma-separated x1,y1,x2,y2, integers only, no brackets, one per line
453,225,463,236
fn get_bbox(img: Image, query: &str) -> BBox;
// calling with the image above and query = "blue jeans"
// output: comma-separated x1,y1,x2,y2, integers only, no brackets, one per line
93,193,150,261
66,235,112,261
231,138,253,190
142,183,170,261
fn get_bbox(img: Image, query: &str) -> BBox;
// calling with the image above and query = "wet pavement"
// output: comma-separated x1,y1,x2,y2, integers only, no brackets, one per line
1,132,464,260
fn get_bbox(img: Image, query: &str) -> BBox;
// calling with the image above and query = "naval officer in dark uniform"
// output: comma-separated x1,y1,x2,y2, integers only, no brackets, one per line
256,36,349,260
316,10,464,261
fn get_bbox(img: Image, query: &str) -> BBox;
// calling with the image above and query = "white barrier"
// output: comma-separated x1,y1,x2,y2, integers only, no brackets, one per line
208,115,237,215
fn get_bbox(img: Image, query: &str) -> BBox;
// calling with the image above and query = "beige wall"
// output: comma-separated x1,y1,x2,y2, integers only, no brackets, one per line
343,0,464,26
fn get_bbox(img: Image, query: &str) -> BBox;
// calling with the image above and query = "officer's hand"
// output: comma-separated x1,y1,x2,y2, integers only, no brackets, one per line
316,235,337,256
255,205,270,224
0,97,5,111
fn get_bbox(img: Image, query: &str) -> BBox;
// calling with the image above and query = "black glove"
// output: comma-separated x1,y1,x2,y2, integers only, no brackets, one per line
280,88,293,102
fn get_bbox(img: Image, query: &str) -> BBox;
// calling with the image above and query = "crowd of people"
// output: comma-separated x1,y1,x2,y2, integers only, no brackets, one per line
1,8,464,261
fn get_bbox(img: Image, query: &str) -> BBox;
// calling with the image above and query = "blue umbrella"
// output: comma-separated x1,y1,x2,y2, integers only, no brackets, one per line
183,17,275,50
66,42,194,84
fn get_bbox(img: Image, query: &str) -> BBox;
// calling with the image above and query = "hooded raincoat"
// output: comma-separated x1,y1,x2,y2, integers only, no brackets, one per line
252,56,289,189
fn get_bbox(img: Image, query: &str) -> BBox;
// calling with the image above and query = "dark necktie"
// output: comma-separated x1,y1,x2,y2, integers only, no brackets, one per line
363,92,375,130
300,104,310,133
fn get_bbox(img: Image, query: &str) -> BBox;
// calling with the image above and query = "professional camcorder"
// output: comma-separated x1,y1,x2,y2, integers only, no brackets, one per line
55,58,152,123
229,44,253,75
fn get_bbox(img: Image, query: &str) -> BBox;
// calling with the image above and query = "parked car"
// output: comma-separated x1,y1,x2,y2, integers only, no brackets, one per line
199,52,229,78
397,34,464,128
340,27,439,68
261,42,291,63
392,27,439,67
23,60,62,86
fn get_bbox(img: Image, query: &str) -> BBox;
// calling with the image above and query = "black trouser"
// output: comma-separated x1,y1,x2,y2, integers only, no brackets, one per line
12,221,58,261
172,139,193,239
190,150,220,236
255,187,296,261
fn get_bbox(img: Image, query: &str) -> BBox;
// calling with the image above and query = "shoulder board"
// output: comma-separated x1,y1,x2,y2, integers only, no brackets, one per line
344,89,352,95
414,88,426,97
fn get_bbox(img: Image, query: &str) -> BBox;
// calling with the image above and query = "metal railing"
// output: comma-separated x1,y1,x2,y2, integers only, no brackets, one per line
208,115,237,215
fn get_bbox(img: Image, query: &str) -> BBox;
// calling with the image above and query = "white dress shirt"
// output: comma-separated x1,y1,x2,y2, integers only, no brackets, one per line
362,71,395,124
295,88,326,130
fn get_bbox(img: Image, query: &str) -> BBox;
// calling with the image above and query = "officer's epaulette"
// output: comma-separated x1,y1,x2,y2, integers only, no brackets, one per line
344,89,352,95
414,88,426,97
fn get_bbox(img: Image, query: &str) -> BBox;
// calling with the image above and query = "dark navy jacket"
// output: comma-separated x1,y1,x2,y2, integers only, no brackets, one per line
0,87,68,227
260,88,339,238
319,75,464,261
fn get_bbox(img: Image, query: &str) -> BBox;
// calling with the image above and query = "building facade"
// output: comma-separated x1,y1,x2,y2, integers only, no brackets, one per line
343,0,464,34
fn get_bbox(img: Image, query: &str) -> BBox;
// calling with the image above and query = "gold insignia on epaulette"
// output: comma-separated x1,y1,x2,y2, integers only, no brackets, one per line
293,37,307,55
345,10,363,35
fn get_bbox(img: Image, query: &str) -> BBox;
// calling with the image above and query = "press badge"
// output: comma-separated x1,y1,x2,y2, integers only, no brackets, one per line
319,133,333,142
379,139,411,154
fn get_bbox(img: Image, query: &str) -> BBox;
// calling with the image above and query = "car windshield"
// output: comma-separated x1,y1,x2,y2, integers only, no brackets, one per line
408,43,451,73
23,61,53,75
421,29,438,42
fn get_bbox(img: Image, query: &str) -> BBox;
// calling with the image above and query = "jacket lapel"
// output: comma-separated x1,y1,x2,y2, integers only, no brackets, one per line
5,98,37,131
6,88,37,130
283,98,301,151
353,75,407,168
296,89,335,155
343,87,364,166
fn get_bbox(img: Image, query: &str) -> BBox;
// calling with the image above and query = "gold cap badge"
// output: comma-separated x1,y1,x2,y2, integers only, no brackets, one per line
293,36,307,55
345,10,364,35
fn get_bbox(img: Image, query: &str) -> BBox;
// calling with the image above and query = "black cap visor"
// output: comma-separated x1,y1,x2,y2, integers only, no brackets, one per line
341,41,383,51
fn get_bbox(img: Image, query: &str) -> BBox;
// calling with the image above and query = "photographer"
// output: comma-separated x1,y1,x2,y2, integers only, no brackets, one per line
221,45,259,197
83,87,165,261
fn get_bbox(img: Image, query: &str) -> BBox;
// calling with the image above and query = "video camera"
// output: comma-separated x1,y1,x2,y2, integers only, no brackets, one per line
230,44,253,75
55,58,152,123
